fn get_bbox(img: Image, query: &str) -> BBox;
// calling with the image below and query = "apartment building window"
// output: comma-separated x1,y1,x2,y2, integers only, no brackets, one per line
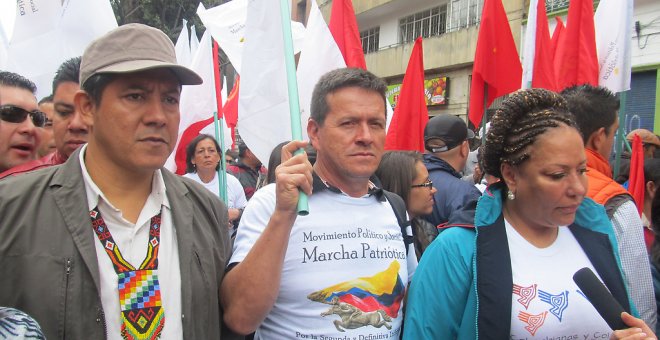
447,0,483,32
399,6,447,44
545,0,570,13
360,27,380,54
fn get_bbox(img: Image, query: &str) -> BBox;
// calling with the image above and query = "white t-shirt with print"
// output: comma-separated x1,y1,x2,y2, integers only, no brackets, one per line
183,172,247,209
231,184,418,340
506,220,612,339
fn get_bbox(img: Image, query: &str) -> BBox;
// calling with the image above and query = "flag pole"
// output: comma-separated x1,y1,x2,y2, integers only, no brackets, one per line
213,111,228,203
212,39,228,203
613,91,628,180
279,0,309,215
481,85,488,145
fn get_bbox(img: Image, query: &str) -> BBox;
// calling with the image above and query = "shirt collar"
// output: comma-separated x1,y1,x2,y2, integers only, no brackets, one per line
79,144,170,212
311,172,385,201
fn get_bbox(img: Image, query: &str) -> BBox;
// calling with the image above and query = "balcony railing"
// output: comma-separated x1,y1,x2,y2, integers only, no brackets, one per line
545,0,569,13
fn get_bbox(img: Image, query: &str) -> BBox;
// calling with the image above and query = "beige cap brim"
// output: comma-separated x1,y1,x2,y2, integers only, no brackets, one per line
95,59,203,86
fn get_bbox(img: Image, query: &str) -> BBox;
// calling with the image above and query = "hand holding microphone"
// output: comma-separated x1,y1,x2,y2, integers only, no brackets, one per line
572,267,656,339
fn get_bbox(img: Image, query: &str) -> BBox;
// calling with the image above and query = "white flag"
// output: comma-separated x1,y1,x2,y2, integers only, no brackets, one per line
595,0,632,93
175,19,192,67
190,25,200,59
6,0,62,98
521,0,539,89
6,0,116,98
237,0,292,165
296,0,345,140
0,20,9,70
57,0,117,58
197,1,305,74
165,31,232,172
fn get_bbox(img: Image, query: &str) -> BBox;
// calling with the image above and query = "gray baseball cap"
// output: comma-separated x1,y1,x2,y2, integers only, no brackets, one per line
79,23,202,86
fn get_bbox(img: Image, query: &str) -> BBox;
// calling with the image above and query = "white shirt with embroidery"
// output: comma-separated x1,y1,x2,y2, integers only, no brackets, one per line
505,219,611,339
231,184,417,340
80,146,183,339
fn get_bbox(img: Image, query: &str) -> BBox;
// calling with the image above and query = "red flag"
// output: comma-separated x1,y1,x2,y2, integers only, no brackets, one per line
223,77,240,147
554,0,598,90
628,134,645,216
385,37,428,152
550,17,565,61
212,40,224,118
329,0,366,69
468,0,522,128
174,117,215,175
531,0,557,91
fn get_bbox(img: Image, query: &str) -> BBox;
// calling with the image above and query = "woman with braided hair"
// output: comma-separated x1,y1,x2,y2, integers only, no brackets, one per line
403,89,655,339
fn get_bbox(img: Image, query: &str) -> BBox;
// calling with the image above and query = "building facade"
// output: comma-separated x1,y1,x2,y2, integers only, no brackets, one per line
317,0,525,124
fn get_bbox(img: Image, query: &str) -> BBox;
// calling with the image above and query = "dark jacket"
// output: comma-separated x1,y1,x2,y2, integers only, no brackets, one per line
423,153,482,226
0,149,232,339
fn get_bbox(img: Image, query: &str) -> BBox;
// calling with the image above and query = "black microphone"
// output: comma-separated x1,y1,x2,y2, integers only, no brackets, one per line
573,267,627,330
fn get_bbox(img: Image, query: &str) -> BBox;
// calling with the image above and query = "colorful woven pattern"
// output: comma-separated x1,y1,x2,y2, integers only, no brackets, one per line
90,207,165,340
119,270,162,310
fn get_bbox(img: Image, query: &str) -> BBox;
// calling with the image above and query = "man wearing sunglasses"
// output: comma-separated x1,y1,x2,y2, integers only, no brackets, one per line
0,71,42,174
422,114,482,227
0,57,89,179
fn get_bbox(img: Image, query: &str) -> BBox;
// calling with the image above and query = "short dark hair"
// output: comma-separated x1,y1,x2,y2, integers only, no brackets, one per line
266,142,317,185
185,134,222,173
645,158,660,187
39,95,53,105
310,68,387,126
483,88,577,180
81,73,116,106
375,151,423,206
0,71,36,94
561,84,619,144
52,57,81,94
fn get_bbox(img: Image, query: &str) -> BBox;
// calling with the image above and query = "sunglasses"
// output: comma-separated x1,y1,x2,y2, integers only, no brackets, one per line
0,105,47,127
411,179,433,189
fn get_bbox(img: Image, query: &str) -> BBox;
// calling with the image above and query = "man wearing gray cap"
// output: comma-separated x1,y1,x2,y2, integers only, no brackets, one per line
423,114,482,227
0,24,232,339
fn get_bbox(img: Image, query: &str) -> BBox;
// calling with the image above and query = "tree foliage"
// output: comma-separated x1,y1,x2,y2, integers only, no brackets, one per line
109,0,228,41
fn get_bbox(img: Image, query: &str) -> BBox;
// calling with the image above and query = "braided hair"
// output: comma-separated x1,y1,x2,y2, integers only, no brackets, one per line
482,88,577,180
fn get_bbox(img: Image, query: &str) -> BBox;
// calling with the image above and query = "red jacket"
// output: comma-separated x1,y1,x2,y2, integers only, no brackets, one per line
0,151,67,179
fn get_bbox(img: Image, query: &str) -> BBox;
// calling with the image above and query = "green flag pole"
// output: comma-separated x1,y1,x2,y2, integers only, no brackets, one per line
214,111,228,204
613,91,628,180
279,0,308,215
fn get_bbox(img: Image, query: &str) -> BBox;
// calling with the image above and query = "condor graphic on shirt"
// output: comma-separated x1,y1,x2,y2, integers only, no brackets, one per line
307,261,405,332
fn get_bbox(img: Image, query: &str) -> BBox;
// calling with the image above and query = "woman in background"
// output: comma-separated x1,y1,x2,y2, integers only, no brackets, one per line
376,151,437,260
183,134,247,232
404,89,654,339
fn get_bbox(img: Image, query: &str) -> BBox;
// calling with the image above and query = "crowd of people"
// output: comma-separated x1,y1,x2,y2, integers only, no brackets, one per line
0,22,659,340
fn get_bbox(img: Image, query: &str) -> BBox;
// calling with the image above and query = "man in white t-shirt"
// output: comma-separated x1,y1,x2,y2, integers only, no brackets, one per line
221,68,418,339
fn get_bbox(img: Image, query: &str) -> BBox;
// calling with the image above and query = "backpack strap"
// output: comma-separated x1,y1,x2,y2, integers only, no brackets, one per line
382,190,413,255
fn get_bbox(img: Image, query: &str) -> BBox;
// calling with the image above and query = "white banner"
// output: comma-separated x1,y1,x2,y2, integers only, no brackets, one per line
6,0,116,98
237,0,292,165
175,19,192,67
197,1,305,75
595,0,632,93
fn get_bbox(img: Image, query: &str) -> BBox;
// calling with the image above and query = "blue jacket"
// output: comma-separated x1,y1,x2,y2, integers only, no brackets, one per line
403,183,634,339
423,154,482,226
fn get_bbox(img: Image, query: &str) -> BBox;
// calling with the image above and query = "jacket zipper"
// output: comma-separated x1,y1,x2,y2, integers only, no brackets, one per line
63,258,71,340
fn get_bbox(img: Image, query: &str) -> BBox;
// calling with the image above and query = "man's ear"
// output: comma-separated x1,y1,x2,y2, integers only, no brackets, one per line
307,118,320,150
587,127,607,151
74,90,95,128
500,162,518,193
646,180,657,198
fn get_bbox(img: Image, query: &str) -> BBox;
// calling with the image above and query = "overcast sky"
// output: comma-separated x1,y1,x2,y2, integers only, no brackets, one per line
0,1,16,40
